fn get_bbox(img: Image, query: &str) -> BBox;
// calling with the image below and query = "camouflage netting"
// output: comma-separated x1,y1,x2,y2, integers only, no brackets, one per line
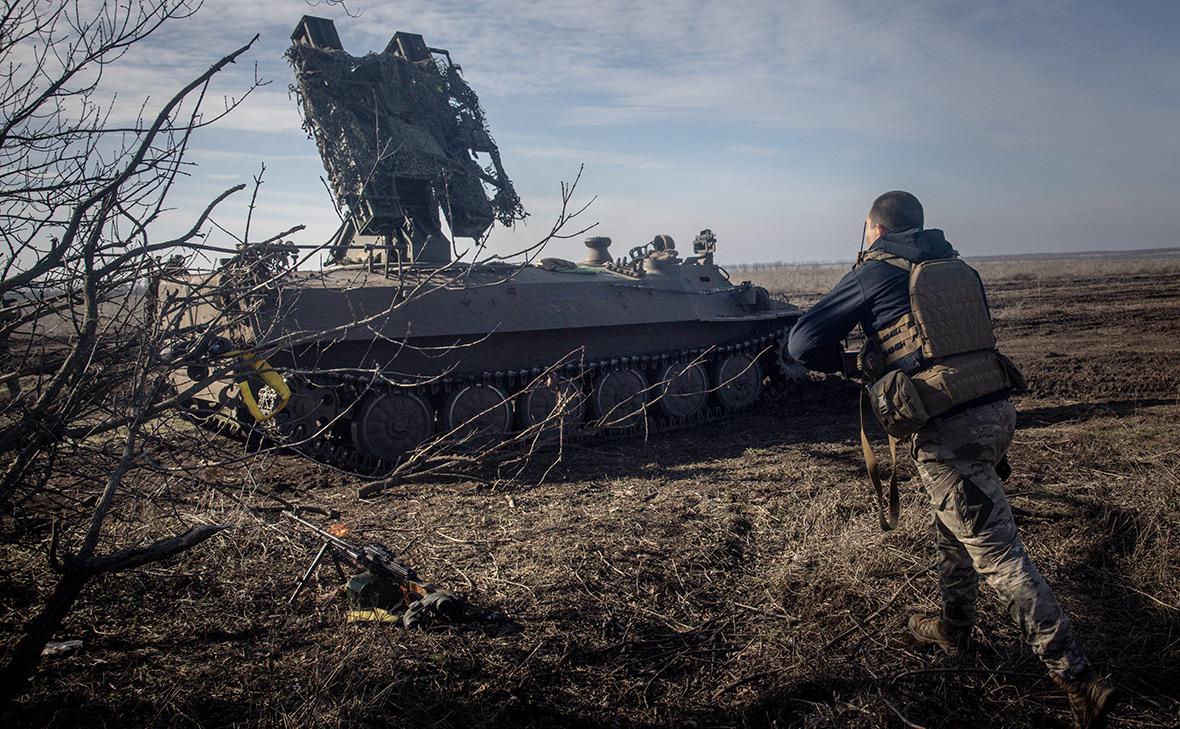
286,42,526,240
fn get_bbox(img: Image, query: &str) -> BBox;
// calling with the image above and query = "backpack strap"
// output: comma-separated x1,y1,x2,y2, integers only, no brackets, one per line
856,248,913,272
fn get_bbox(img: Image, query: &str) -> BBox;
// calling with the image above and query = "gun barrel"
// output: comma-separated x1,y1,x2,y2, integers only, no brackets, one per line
283,510,418,582
283,511,360,556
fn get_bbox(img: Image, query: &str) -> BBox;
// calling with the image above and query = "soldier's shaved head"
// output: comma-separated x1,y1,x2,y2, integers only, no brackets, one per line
868,190,924,232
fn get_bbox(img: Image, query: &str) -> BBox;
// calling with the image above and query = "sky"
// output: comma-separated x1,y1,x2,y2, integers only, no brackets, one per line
106,0,1180,263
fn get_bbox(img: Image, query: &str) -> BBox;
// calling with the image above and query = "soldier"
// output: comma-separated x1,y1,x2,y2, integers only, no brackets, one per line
786,191,1114,728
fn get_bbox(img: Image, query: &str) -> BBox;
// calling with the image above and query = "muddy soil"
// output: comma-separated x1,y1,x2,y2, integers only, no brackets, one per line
3,258,1179,728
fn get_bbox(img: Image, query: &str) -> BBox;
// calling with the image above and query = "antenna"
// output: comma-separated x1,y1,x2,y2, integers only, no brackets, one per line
855,220,867,268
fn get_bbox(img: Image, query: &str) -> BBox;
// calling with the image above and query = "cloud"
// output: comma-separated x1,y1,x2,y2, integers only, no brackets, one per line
724,144,792,159
188,147,319,162
513,145,667,170
65,0,1180,259
111,1,1180,157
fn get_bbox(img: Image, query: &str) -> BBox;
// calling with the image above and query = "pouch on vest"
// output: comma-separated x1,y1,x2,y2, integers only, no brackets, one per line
911,351,1009,418
995,351,1028,394
868,369,930,438
857,337,886,382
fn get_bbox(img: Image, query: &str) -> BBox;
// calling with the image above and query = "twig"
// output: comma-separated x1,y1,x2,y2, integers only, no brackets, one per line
732,601,799,622
714,661,803,696
822,570,921,652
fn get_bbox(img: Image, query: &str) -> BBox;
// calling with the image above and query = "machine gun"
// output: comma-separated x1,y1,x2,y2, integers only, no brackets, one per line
284,510,464,629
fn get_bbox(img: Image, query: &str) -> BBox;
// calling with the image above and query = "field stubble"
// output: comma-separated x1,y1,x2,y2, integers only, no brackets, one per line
2,255,1179,728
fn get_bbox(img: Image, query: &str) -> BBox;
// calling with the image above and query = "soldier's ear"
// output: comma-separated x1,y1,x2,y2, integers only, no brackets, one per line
865,222,889,246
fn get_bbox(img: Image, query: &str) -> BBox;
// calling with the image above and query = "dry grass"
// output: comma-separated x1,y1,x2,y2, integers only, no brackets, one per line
2,255,1179,728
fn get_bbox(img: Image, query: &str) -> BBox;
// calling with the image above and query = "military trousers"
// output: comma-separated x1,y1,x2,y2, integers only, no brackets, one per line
912,398,1090,680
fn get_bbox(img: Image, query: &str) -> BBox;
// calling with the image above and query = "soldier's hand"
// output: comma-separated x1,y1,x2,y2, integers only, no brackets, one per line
841,350,862,379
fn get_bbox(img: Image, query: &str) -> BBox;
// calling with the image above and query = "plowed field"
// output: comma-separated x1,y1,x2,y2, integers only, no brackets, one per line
4,255,1179,728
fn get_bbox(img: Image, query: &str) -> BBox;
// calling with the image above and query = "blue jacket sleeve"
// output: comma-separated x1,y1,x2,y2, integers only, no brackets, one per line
787,269,868,373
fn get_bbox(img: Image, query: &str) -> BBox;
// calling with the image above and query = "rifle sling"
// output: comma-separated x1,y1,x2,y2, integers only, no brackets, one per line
859,388,900,531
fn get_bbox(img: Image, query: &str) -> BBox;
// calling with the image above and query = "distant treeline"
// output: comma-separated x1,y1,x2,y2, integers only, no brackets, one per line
729,261,849,272
731,245,1180,270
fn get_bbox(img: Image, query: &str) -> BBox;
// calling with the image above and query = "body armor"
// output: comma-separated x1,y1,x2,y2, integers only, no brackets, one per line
857,248,1017,424
853,245,1025,532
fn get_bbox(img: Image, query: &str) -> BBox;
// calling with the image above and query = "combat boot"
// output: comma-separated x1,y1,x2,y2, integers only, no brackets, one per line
907,614,972,655
1051,669,1116,729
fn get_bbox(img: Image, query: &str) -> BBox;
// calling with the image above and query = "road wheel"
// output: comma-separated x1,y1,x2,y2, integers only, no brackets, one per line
591,368,647,428
517,375,584,435
353,390,435,462
655,362,708,419
441,384,513,449
715,353,762,411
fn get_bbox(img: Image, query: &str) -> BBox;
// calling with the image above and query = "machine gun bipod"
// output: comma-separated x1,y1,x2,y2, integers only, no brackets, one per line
284,510,465,629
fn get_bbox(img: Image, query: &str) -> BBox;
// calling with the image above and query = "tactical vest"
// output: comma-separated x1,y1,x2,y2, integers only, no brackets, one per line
857,248,1018,422
851,248,1027,531
854,248,1025,532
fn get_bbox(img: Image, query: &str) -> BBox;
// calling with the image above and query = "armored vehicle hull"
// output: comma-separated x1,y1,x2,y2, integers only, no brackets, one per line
268,262,793,376
172,242,801,472
166,17,805,472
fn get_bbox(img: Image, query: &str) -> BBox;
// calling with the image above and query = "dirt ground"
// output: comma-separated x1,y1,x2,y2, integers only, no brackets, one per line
3,255,1179,728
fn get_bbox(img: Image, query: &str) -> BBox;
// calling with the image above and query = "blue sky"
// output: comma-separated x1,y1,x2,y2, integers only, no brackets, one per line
119,0,1180,263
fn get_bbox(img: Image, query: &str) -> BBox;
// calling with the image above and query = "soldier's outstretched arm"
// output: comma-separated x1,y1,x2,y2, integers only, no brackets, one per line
787,269,868,373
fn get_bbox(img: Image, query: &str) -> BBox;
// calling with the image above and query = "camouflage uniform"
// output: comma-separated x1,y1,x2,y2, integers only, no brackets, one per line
913,398,1090,680
787,226,1096,683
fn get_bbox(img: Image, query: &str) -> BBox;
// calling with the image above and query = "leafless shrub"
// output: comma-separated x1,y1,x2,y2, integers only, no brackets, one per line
0,0,603,699
0,0,293,702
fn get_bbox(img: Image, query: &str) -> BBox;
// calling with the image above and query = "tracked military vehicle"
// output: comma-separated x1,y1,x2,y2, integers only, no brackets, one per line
169,16,802,472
